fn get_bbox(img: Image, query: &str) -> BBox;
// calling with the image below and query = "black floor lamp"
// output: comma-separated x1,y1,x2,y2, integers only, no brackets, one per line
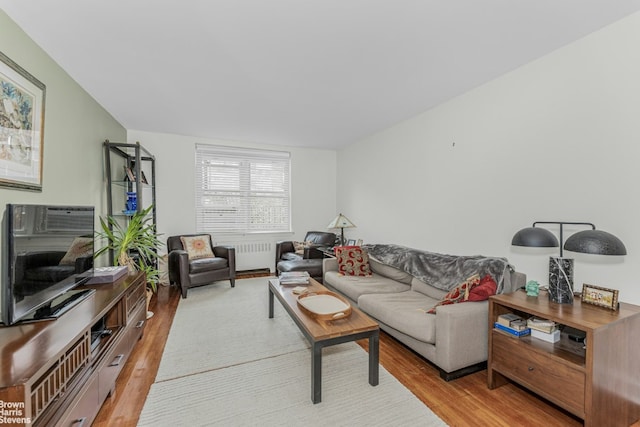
511,221,626,304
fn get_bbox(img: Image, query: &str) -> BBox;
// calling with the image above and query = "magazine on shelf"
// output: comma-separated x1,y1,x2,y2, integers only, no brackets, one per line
494,322,531,337
527,316,558,333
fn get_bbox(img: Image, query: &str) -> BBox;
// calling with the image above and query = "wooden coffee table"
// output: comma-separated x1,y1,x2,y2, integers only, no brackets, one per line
268,278,379,404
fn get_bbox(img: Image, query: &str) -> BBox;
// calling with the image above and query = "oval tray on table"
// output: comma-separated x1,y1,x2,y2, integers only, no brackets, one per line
297,290,353,320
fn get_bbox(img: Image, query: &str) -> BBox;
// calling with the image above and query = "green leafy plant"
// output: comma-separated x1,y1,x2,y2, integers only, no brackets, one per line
95,204,163,292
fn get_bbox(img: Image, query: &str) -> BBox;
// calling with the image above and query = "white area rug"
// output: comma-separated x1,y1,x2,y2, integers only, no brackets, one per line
139,278,446,427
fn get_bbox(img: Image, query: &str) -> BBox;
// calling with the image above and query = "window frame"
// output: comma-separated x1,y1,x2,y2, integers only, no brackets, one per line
195,144,292,234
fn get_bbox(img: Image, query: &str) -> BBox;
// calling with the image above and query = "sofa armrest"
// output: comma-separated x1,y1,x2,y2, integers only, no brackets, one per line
323,258,338,277
434,300,489,373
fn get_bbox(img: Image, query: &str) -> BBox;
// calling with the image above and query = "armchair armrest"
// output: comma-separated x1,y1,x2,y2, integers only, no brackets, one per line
213,246,236,279
275,241,294,269
168,249,189,285
304,246,325,259
275,241,294,257
434,300,490,373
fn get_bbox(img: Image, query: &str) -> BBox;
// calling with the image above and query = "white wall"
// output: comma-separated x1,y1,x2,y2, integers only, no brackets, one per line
337,11,640,304
127,130,337,270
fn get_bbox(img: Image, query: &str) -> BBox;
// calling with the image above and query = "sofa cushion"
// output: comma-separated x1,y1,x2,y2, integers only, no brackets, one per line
336,246,372,277
190,257,228,274
358,291,438,344
324,271,410,302
369,257,413,284
180,235,214,260
411,277,448,300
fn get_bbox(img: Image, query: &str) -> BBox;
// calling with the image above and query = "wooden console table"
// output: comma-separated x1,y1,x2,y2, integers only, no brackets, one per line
0,272,146,427
488,291,640,427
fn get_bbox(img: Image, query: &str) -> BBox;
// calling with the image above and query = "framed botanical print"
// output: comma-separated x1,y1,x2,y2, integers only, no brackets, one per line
0,50,46,191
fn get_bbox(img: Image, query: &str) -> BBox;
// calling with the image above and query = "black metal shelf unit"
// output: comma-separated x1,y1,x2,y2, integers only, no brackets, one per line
103,140,157,264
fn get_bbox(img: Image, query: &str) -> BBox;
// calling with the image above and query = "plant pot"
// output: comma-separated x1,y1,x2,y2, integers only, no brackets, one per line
146,288,154,319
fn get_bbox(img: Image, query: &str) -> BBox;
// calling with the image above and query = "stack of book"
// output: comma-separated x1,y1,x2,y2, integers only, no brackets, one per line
527,316,560,343
279,271,310,286
494,313,531,337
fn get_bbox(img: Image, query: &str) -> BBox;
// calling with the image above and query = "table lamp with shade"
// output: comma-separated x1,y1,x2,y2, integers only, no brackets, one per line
511,221,626,304
327,213,356,246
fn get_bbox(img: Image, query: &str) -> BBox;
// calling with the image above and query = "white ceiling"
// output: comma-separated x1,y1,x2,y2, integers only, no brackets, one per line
2,1,640,149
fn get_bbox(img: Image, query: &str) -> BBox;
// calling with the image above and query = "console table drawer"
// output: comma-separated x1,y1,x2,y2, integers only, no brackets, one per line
492,332,585,416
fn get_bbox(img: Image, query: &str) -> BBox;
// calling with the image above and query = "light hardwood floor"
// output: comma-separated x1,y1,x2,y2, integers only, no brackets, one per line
93,277,632,426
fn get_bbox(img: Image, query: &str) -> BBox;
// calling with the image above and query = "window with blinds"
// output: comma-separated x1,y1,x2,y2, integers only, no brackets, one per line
195,144,291,233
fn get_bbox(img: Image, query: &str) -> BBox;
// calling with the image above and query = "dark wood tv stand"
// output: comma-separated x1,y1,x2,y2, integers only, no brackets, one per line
0,272,146,427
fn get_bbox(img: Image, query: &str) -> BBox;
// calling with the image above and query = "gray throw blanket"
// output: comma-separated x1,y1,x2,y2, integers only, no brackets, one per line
362,244,512,292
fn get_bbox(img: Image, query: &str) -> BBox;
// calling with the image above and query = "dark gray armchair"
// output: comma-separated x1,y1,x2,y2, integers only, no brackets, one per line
275,231,336,282
167,234,236,298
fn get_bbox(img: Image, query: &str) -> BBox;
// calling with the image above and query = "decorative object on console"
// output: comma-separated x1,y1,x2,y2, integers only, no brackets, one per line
511,221,626,304
327,213,356,246
581,283,619,311
525,280,540,296
0,51,45,191
86,265,129,284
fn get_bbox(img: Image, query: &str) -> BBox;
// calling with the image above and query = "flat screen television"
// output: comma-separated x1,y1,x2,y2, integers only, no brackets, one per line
1,204,96,325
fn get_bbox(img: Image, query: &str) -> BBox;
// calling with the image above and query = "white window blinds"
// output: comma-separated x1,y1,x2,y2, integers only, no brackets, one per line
195,144,291,233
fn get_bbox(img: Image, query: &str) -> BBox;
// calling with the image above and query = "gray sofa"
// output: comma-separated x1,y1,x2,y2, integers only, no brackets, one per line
323,245,525,380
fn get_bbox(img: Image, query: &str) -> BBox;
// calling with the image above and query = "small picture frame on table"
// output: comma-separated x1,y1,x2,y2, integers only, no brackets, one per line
581,283,619,311
124,166,135,181
346,239,356,246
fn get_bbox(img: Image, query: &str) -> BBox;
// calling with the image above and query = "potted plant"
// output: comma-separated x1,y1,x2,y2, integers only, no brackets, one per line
95,204,163,318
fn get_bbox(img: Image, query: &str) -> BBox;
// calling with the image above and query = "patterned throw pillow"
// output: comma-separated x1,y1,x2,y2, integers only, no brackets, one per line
467,274,497,301
180,235,214,260
426,274,482,314
59,237,94,265
293,240,314,255
335,246,372,277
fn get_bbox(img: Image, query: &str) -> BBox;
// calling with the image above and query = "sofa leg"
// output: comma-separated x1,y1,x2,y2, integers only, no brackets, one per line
438,361,487,381
230,278,236,288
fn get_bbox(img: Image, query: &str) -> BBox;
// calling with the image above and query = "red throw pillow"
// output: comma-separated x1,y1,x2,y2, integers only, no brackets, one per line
335,246,372,277
427,274,481,314
467,274,497,302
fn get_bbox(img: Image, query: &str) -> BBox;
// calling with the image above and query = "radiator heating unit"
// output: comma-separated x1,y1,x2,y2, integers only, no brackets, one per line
217,240,274,272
